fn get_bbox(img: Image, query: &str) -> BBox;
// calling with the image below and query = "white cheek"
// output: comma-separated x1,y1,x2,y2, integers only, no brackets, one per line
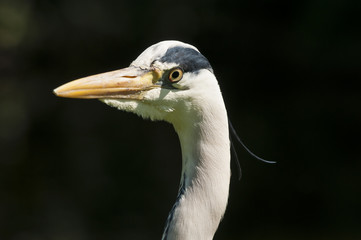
143,89,176,113
142,88,163,101
172,82,188,90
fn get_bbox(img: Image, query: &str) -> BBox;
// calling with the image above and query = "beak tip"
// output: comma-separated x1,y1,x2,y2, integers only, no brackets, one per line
53,88,60,97
53,85,67,98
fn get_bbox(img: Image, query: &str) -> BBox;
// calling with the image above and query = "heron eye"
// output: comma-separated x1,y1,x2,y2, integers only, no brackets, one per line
168,68,183,82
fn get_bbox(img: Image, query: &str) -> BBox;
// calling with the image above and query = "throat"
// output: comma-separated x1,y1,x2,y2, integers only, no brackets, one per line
162,104,231,240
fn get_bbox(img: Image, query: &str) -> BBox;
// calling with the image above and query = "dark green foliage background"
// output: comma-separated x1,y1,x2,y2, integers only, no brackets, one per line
1,0,360,239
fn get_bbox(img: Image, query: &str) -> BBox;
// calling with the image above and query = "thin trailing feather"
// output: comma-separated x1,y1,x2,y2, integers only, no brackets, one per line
229,121,276,166
230,139,242,180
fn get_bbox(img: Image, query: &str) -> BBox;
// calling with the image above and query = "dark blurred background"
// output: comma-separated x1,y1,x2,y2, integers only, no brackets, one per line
1,0,360,239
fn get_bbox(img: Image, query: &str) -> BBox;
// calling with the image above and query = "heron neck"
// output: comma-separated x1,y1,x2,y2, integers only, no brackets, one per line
162,98,231,240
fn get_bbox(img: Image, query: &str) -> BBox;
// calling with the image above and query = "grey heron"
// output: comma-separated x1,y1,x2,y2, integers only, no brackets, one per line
54,40,251,239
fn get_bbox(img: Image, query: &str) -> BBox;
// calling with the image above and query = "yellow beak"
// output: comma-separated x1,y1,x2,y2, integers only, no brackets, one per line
53,67,163,99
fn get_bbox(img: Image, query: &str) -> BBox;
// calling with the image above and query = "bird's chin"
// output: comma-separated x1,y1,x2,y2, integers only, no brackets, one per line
101,98,173,122
101,99,139,113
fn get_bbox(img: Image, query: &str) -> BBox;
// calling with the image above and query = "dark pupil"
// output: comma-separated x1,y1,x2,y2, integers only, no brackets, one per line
171,71,180,79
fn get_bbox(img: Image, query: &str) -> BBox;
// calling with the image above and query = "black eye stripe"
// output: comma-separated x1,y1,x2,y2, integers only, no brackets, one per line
160,47,213,73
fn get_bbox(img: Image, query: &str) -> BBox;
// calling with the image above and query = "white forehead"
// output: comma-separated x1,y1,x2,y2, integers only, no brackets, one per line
130,40,199,69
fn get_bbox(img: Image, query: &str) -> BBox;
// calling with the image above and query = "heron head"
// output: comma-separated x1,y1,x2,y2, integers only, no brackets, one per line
54,41,220,122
